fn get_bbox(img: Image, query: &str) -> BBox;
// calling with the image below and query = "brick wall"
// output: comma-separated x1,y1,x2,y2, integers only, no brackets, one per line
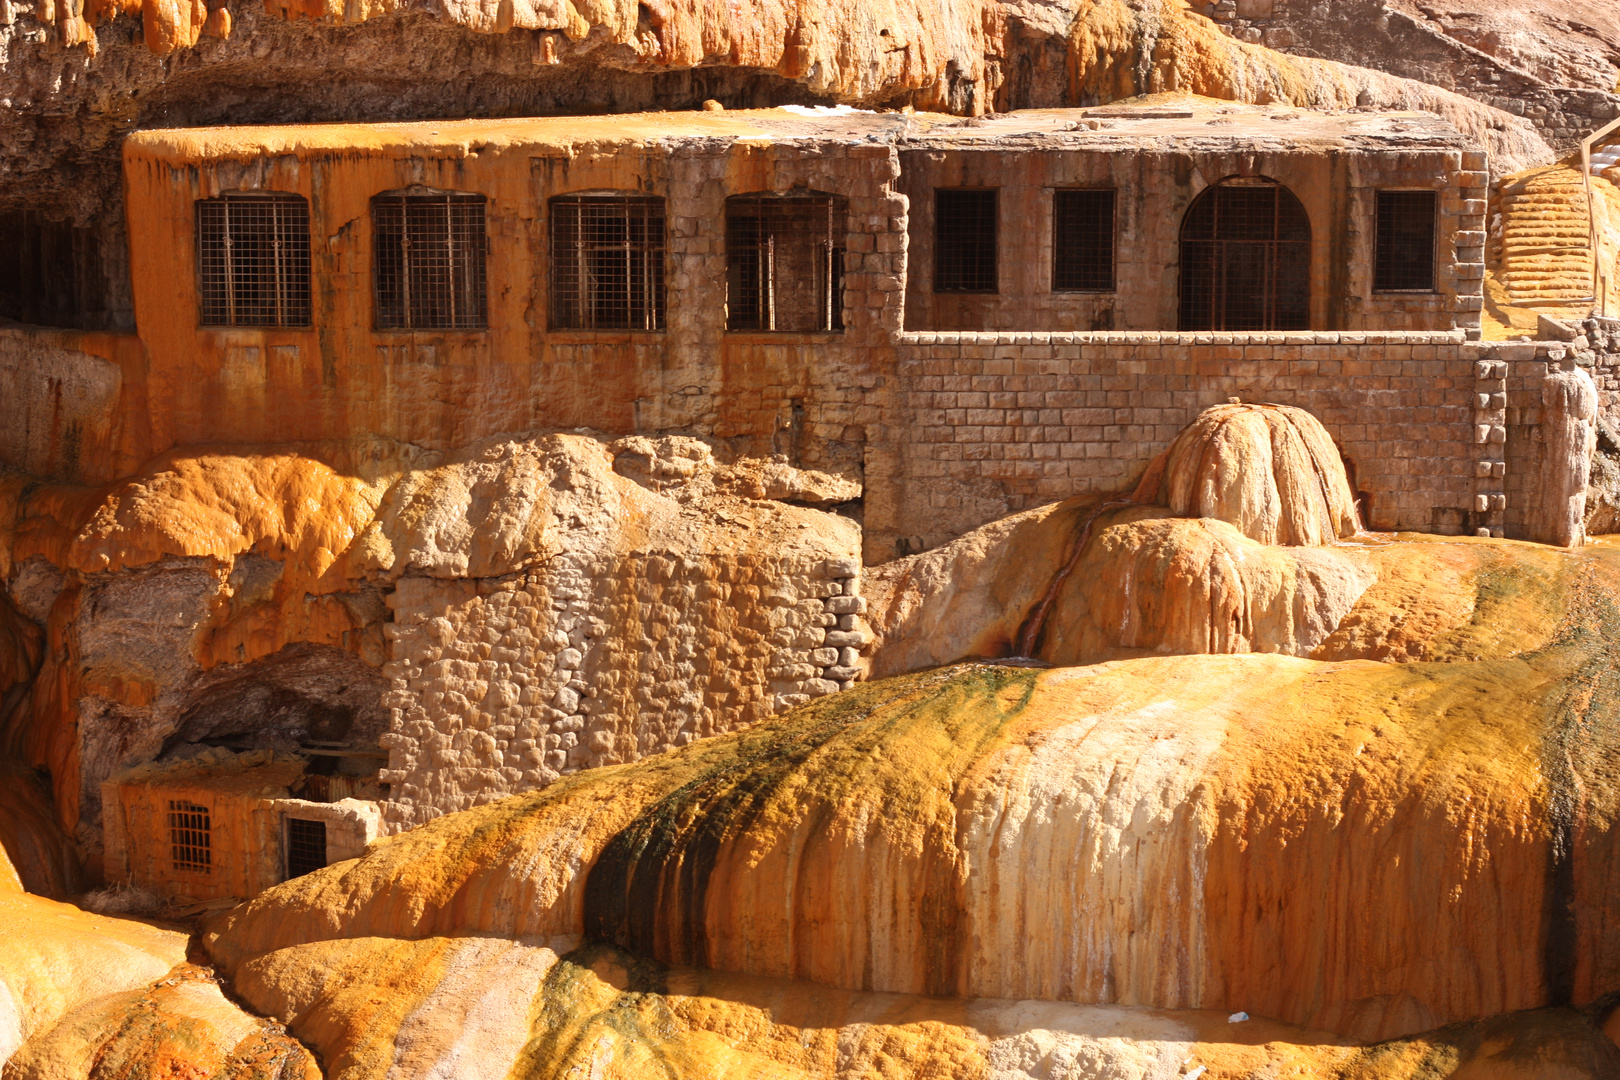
866,330,1481,559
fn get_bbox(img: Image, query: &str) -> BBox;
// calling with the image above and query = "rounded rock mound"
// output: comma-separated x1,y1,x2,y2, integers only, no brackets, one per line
1155,403,1361,546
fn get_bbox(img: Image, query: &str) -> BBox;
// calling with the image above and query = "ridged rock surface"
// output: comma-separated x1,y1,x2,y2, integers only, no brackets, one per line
208,536,1620,1049
866,402,1370,673
225,937,1620,1080
1153,403,1360,547
1490,165,1620,321
5,963,320,1080
0,887,188,1067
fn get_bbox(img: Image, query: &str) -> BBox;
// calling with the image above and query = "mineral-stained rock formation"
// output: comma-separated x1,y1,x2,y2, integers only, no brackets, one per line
4,963,320,1080
5,431,867,857
1154,401,1361,545
866,402,1374,671
1067,0,1554,174
0,874,189,1064
203,532,1620,1046
221,937,1620,1079
1527,366,1599,547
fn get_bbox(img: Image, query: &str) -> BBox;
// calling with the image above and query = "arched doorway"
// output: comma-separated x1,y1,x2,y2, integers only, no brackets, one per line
1178,178,1311,331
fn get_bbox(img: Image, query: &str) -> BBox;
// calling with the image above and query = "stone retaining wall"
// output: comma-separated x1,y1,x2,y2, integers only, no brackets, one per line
873,330,1483,557
377,551,868,831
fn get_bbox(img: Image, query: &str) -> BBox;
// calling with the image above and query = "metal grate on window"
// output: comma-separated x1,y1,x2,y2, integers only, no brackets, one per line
1178,179,1310,331
550,196,666,330
285,817,327,879
726,195,846,332
168,800,212,874
197,194,311,327
1053,189,1116,292
373,192,488,330
1374,190,1437,292
934,189,997,293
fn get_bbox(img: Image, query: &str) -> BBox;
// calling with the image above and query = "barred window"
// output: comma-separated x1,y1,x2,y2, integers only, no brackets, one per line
373,192,488,330
1179,178,1311,331
285,817,327,879
550,195,666,330
196,193,311,327
934,189,997,293
726,194,846,332
1374,190,1437,292
1053,189,1116,292
168,800,212,874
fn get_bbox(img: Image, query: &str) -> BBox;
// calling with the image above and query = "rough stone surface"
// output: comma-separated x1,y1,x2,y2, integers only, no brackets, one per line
206,540,1620,1046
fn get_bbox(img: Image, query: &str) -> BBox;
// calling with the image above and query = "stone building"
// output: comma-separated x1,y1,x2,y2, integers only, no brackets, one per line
97,100,1487,551
15,96,1611,900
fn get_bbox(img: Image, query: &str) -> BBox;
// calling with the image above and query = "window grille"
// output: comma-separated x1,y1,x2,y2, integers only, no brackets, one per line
550,196,666,330
373,193,488,330
285,817,327,879
726,195,846,332
934,189,997,293
168,800,212,874
1178,179,1310,331
1374,190,1437,292
197,194,311,327
1053,189,1116,292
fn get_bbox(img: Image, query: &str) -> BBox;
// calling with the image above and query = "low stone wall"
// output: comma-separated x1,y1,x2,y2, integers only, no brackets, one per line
874,330,1482,556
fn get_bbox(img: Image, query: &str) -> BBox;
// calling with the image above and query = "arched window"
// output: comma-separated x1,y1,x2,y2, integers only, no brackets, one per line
1178,178,1310,331
196,192,311,327
372,189,487,330
726,193,846,332
549,194,666,330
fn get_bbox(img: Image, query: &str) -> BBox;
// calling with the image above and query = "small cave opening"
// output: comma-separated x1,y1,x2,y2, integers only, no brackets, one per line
158,642,390,801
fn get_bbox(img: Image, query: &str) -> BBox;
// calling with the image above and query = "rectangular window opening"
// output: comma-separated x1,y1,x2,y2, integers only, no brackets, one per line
726,195,846,333
168,800,212,874
373,193,488,330
1053,189,1116,292
934,189,998,293
197,194,311,328
285,817,328,879
550,196,666,331
1374,190,1437,292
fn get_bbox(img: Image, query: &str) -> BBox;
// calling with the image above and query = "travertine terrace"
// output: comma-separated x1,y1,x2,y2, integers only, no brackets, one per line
5,1,1620,1077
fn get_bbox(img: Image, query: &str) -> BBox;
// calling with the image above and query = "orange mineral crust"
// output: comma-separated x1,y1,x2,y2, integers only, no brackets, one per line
210,588,1620,1045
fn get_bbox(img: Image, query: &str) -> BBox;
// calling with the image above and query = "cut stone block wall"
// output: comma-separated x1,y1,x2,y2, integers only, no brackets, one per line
870,330,1481,558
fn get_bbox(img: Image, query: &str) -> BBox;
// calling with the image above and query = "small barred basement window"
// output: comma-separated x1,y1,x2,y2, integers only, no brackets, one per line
1052,189,1116,292
284,817,327,879
1374,190,1438,292
372,192,488,330
1179,178,1311,331
549,195,666,330
934,189,998,293
196,193,311,327
168,800,212,874
726,194,846,332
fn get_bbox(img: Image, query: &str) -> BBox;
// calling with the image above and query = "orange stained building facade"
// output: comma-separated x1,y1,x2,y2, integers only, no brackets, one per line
104,102,1484,488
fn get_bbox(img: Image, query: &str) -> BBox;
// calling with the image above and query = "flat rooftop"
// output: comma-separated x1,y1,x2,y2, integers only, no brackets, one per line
124,96,1470,163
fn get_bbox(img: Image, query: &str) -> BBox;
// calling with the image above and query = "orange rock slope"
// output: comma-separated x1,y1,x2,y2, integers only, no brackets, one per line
205,524,1620,1059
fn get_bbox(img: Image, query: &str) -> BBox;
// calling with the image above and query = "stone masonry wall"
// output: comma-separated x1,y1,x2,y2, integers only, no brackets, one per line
870,330,1481,558
377,550,869,831
1500,320,1620,539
